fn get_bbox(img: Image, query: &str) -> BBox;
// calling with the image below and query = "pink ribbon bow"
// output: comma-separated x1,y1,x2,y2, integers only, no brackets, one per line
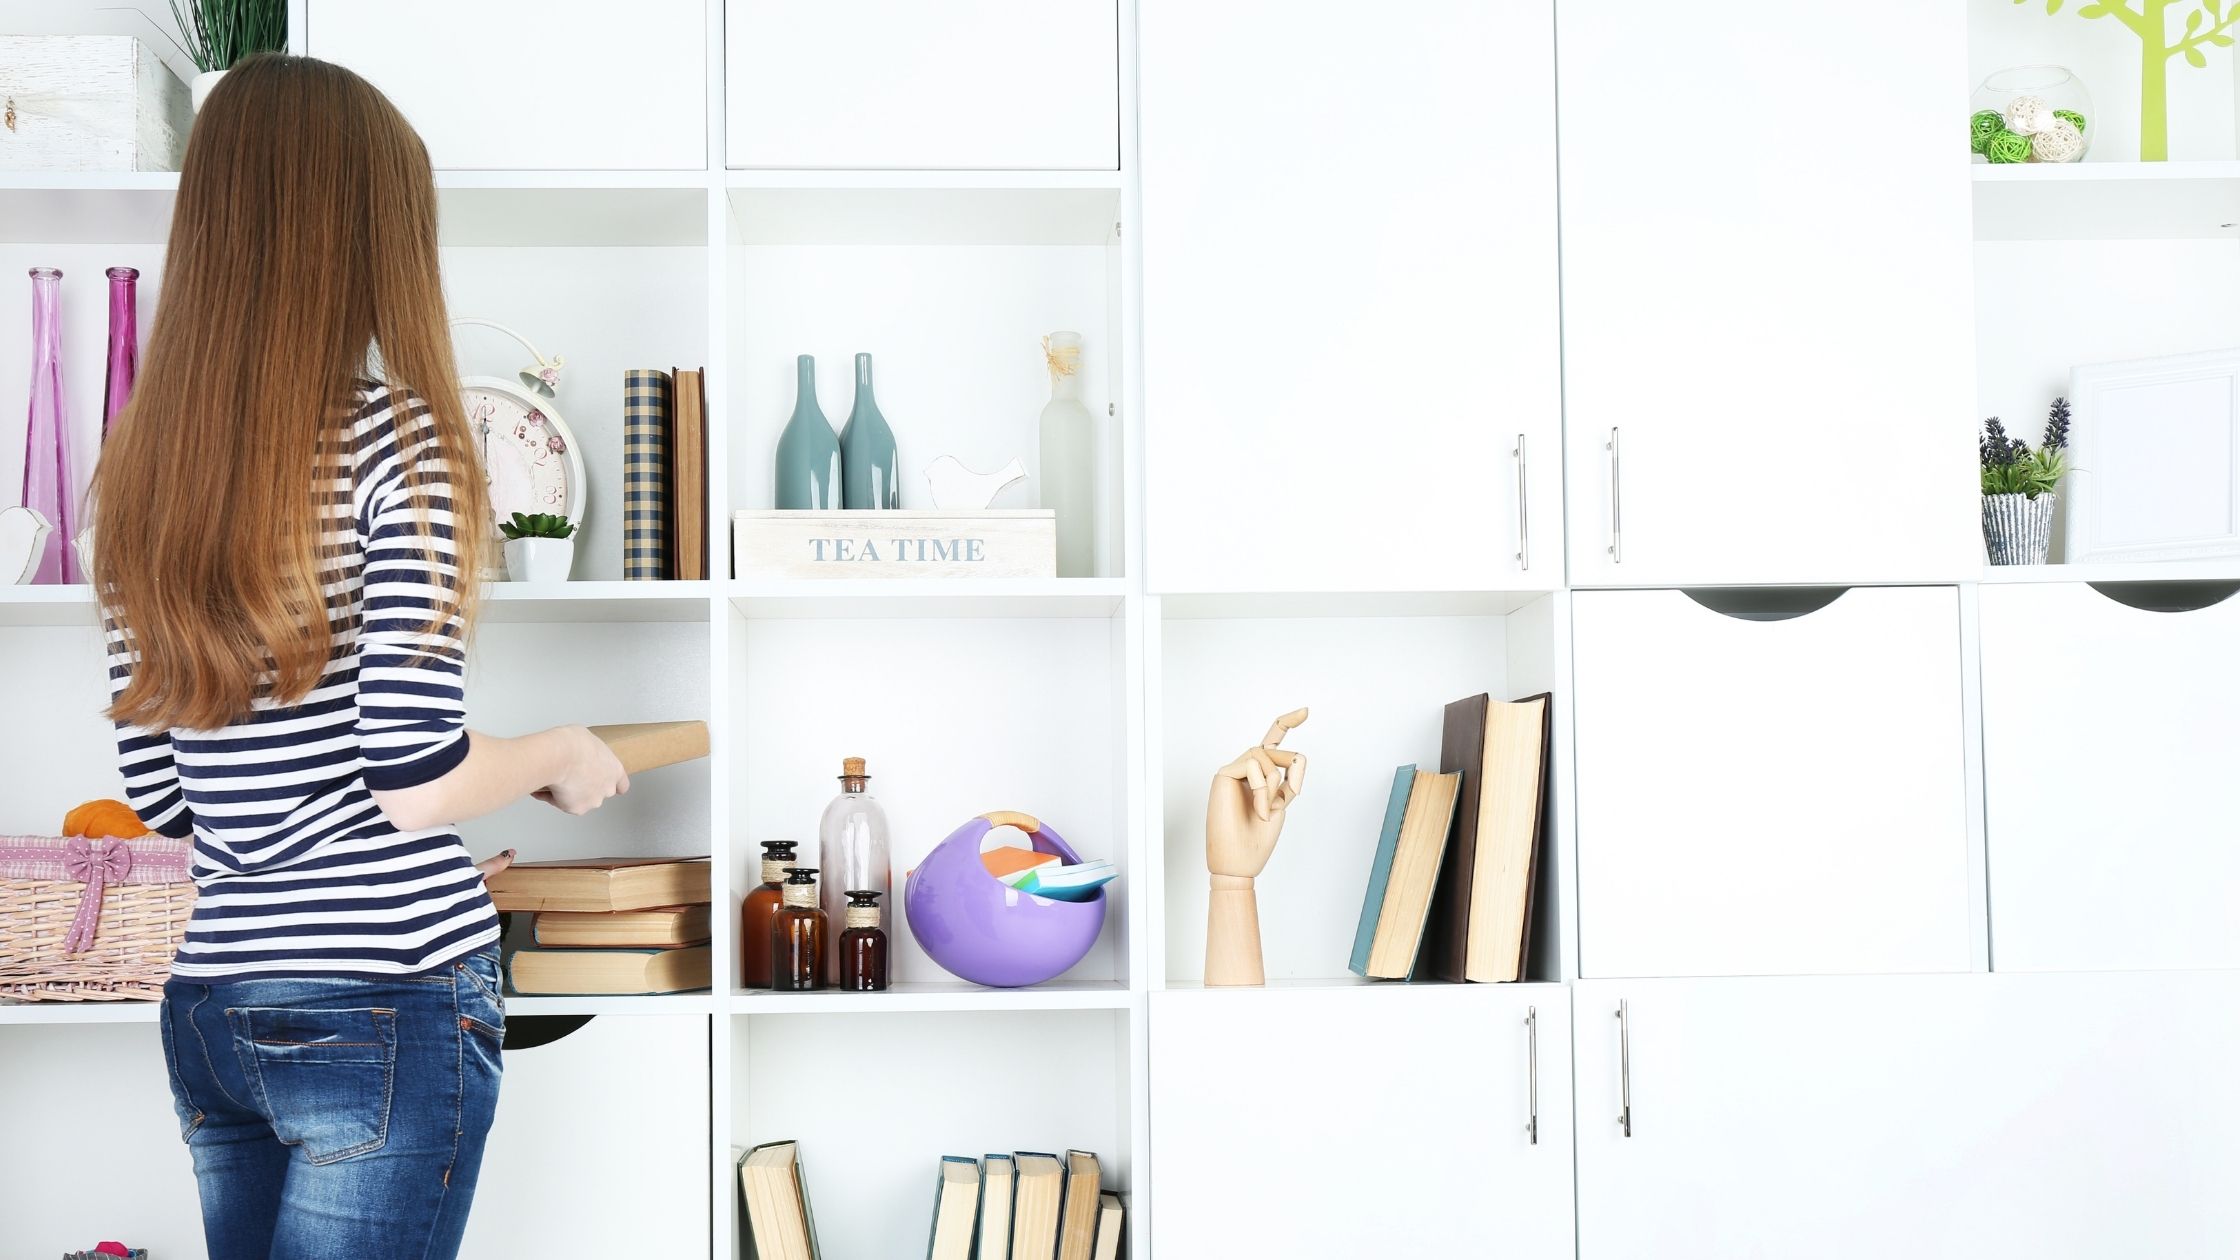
62,835,132,955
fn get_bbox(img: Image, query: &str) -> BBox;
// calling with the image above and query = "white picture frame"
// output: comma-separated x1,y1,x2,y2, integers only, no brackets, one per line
2066,347,2240,565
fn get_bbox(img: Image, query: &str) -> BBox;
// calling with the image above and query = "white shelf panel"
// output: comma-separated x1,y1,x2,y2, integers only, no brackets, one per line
728,980,1132,1015
725,184,1120,245
1973,162,2240,240
0,171,709,246
726,169,1122,190
1160,976,1572,995
1977,559,2240,584
1156,590,1550,619
727,577,1126,619
506,993,715,1017
0,999,157,1024
482,580,715,622
0,585,97,628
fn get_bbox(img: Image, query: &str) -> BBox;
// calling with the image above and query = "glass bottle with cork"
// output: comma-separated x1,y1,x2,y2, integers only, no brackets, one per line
818,757,890,983
740,840,797,989
771,867,828,991
839,889,889,991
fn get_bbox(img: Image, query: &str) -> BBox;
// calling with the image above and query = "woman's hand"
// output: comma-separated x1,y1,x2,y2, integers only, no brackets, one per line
475,848,517,880
533,724,630,816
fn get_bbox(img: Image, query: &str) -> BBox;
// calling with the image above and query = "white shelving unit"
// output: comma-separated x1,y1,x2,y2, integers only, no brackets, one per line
7,1,2240,1258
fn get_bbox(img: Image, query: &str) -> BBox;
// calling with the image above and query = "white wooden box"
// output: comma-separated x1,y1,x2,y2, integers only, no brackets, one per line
734,509,1055,579
725,0,1119,169
305,0,707,169
0,36,188,172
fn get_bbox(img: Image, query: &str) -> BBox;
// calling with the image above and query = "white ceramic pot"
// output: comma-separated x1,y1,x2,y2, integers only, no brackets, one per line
191,69,226,112
505,537,575,583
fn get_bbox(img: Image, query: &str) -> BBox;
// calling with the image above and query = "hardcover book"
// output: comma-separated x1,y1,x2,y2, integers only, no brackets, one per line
485,856,710,913
741,1139,821,1260
1009,1152,1064,1259
622,367,672,581
532,903,711,949
927,1156,981,1260
1348,767,1463,980
506,944,710,995
1419,692,1552,983
978,1154,1016,1260
588,720,711,776
671,366,708,580
1057,1149,1102,1260
1091,1192,1125,1260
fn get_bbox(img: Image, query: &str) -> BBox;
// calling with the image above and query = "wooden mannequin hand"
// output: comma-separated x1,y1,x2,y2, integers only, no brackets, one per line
1205,707,1310,885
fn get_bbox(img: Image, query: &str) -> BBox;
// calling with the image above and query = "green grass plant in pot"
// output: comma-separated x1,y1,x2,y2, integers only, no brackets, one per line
169,0,288,111
1981,398,2071,566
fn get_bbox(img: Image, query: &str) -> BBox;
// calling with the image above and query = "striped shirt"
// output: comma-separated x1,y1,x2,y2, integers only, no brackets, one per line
105,383,500,980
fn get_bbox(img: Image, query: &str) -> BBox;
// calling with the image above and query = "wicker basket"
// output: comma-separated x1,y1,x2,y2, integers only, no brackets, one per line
0,835,194,1002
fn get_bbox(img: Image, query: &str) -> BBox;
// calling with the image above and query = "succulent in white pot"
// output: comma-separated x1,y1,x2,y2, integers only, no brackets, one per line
1980,398,2071,567
500,512,577,583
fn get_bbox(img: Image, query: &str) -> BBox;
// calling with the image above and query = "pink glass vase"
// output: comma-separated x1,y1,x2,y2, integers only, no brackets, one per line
103,266,138,441
21,266,74,585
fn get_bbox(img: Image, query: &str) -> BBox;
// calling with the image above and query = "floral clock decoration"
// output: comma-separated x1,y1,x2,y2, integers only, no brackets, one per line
450,318,586,559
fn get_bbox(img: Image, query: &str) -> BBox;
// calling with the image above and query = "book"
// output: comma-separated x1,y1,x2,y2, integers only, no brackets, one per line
1419,692,1553,983
622,368,672,582
977,1154,1015,1260
1348,767,1463,980
982,846,1061,881
532,903,711,949
671,366,708,580
927,1156,980,1260
1091,1192,1124,1260
589,720,711,776
1009,861,1117,902
1009,1152,1064,1259
486,856,710,913
506,944,710,995
1348,766,1419,978
741,1139,821,1260
1056,1149,1101,1260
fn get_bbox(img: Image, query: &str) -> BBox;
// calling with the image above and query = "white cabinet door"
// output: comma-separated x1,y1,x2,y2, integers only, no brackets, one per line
726,0,1118,169
1150,984,1573,1259
462,1015,710,1255
1571,588,1972,977
1140,0,1561,594
1981,581,2240,971
1556,0,1978,586
1574,974,2240,1260
306,0,707,170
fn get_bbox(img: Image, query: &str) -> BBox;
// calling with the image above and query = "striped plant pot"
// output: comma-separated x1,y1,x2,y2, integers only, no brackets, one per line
1982,492,2056,566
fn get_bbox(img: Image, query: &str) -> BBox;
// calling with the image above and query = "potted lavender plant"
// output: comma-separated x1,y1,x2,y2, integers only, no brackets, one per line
1981,397,2070,566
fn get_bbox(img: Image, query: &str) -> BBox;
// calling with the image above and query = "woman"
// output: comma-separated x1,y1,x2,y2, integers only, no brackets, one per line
91,54,629,1260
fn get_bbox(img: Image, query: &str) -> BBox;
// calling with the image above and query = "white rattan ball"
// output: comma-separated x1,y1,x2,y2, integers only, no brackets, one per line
2005,94,2055,136
2032,118,2085,163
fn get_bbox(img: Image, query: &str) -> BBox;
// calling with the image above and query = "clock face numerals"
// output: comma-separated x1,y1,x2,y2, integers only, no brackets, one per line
466,385,577,534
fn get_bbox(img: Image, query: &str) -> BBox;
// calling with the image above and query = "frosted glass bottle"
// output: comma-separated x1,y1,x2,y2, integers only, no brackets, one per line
1038,332,1096,577
21,267,74,585
839,352,899,509
775,354,842,509
818,757,890,982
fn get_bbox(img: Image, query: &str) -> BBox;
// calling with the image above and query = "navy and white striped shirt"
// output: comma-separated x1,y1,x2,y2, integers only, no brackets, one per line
105,383,500,980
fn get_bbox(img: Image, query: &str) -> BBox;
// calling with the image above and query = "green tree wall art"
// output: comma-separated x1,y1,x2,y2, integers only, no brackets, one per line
2022,0,2240,160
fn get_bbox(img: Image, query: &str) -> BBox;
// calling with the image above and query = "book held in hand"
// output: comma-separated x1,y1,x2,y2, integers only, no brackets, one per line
485,856,710,913
1348,766,1463,980
507,944,711,995
589,720,711,776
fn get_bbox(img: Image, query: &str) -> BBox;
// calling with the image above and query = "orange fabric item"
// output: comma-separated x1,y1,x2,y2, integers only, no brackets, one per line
980,846,1059,879
62,798,151,840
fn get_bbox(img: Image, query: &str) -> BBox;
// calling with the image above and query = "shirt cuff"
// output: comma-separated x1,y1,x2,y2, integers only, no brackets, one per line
361,730,470,792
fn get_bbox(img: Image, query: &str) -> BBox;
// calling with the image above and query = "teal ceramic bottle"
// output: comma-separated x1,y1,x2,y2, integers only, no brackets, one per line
775,354,841,509
839,352,899,509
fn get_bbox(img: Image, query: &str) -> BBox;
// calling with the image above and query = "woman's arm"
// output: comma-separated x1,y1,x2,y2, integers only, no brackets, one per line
370,725,627,832
102,617,194,838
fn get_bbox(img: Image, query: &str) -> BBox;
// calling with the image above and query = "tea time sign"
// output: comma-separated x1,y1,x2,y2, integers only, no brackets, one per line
733,510,1058,579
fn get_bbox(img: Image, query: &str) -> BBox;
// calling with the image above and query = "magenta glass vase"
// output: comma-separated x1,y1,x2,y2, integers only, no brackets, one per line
103,266,139,441
21,266,74,585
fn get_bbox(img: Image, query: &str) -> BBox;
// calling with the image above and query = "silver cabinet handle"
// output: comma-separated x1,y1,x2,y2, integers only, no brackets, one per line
1616,999,1633,1137
1513,433,1530,571
1606,426,1623,564
1525,1005,1540,1145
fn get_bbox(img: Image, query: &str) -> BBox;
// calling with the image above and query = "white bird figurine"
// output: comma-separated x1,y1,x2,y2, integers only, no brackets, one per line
924,455,1028,511
0,507,54,585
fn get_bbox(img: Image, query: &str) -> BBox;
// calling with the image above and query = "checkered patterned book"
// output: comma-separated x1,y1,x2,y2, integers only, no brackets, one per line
622,369,673,580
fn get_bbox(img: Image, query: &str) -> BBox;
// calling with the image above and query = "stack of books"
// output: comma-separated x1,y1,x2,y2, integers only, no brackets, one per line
1350,692,1553,982
738,1142,1123,1260
486,857,713,995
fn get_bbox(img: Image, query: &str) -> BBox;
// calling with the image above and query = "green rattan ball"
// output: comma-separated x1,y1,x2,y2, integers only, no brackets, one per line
1970,110,2005,154
1985,129,2033,164
2053,108,2086,134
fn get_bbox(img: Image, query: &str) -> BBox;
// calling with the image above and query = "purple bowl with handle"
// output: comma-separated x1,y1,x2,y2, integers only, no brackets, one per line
904,812,1107,988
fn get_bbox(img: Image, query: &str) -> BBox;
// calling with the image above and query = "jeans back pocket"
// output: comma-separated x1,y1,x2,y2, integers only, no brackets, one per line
231,1006,397,1165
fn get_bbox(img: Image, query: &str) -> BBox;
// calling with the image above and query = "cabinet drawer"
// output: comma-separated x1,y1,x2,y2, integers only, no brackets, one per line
460,1014,709,1255
725,0,1118,169
1150,985,1574,1259
1981,581,2240,971
306,0,707,169
1571,588,1973,978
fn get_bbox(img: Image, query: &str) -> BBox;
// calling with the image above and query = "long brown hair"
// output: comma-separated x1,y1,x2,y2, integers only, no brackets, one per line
96,54,486,731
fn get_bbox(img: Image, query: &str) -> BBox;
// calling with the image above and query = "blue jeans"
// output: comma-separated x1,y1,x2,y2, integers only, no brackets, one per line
157,946,506,1260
